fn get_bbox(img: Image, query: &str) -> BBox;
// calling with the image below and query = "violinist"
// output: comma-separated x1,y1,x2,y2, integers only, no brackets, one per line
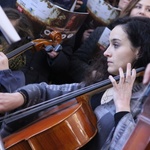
0,51,24,92
70,0,150,83
0,7,76,91
0,7,34,92
0,16,150,150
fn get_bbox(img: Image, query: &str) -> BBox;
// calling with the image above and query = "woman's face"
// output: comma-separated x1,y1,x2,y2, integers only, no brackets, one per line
118,0,131,10
104,25,139,75
130,0,150,18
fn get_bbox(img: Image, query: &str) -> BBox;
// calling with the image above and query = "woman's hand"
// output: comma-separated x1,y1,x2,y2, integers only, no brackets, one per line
47,50,59,59
0,52,9,70
109,63,136,113
0,92,24,113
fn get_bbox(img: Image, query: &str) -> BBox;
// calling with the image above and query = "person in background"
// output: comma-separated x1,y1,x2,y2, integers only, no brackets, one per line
75,0,87,12
69,0,150,83
74,0,131,52
120,0,150,17
118,0,132,10
1,1,80,85
0,7,75,95
0,7,34,92
0,17,149,150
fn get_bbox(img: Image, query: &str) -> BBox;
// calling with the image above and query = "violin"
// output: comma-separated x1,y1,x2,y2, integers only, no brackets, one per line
1,67,146,150
32,30,62,52
6,30,62,60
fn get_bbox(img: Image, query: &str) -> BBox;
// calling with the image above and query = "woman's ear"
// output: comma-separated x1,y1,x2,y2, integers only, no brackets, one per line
135,48,140,60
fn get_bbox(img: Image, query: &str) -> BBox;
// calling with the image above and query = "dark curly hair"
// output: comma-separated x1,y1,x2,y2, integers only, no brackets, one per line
84,16,150,85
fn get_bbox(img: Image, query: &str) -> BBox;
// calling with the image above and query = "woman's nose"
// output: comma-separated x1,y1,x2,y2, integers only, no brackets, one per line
138,8,146,16
104,47,111,57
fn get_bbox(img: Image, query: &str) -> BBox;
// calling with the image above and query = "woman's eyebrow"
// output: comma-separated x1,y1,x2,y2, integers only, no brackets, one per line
110,38,121,42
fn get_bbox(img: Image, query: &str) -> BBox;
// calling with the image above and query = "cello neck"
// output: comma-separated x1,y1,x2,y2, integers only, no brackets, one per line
0,67,145,124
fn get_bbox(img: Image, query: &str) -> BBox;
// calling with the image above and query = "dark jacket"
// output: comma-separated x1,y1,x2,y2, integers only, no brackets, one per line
46,36,75,84
69,26,106,82
0,36,75,93
0,69,25,92
0,0,17,8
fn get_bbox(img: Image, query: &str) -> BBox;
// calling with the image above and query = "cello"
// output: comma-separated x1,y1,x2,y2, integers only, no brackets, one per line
123,83,150,150
0,68,145,150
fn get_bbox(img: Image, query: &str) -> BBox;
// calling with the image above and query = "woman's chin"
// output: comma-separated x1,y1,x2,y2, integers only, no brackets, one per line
108,68,118,75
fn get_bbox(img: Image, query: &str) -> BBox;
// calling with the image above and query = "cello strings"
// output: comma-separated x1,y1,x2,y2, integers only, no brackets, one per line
0,67,145,123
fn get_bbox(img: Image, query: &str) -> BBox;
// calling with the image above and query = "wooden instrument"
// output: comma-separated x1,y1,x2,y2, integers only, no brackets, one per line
123,83,150,150
6,30,62,60
32,30,62,52
1,67,146,150
3,99,97,150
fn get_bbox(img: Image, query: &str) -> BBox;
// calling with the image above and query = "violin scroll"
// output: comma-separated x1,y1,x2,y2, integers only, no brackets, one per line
33,30,62,51
49,30,62,44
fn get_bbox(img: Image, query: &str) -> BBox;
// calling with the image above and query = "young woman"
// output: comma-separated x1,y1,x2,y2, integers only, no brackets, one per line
120,0,150,18
69,0,150,83
0,16,150,149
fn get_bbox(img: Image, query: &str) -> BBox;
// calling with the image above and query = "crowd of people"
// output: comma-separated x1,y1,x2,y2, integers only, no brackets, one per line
0,0,150,149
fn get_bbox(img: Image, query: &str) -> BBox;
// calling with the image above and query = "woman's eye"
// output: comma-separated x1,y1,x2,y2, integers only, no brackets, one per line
113,43,119,48
134,5,141,9
146,8,150,12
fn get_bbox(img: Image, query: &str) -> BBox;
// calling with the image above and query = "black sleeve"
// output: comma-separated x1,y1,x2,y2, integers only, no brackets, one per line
0,0,17,8
114,111,130,126
46,36,75,84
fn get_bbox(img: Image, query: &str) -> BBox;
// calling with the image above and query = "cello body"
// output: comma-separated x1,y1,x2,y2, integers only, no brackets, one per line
3,96,97,150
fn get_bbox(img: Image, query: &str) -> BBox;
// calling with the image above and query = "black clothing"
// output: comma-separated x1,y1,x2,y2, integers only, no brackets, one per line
0,0,17,8
69,27,106,82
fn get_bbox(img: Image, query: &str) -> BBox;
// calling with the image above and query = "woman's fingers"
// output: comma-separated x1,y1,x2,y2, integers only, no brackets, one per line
125,63,136,84
109,63,136,87
119,67,125,84
109,75,117,86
